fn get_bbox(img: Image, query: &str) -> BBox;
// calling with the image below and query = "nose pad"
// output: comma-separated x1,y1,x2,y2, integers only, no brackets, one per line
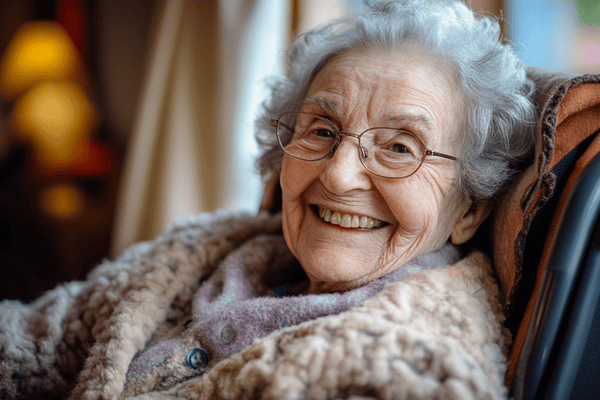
360,146,368,160
327,141,340,158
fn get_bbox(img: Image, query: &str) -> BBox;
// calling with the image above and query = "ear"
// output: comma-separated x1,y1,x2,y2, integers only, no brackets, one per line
450,200,494,245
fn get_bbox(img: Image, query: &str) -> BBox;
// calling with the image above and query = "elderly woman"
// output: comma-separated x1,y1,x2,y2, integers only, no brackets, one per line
0,0,535,399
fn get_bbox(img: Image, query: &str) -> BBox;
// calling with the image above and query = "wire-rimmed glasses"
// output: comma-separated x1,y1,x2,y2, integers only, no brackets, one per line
270,111,458,179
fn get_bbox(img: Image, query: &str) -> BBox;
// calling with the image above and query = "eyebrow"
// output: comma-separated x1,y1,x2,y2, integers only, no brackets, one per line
302,97,437,131
301,97,340,115
387,114,436,131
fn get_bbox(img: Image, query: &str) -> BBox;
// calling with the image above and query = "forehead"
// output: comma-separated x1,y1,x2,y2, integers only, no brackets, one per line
304,48,464,147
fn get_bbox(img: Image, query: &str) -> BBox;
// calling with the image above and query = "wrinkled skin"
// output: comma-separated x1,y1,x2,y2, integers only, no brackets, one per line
280,48,492,293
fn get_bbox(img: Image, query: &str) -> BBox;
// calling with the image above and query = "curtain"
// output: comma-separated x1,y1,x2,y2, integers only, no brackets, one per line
110,0,290,256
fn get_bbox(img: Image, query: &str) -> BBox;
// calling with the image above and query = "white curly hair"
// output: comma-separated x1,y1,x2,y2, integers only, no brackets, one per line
255,0,536,200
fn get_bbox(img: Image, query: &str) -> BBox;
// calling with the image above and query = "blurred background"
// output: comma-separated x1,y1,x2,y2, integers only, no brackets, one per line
0,0,598,302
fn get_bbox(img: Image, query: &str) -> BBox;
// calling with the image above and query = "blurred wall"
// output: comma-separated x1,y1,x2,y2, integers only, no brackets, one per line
506,0,600,73
95,0,157,146
0,0,127,301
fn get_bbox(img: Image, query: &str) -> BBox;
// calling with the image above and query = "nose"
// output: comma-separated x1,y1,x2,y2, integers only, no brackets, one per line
319,138,372,193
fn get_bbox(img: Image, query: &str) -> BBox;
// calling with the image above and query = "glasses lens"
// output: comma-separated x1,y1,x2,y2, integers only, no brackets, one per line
360,128,425,178
277,112,337,161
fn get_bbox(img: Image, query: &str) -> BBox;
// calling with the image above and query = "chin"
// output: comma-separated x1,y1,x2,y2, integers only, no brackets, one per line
299,254,376,293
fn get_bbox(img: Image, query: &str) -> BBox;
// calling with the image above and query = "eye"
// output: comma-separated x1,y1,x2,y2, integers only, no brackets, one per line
373,129,422,157
312,128,336,138
389,143,410,154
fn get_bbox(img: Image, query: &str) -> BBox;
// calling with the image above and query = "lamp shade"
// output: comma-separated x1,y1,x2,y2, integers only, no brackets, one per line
11,80,97,164
0,22,77,100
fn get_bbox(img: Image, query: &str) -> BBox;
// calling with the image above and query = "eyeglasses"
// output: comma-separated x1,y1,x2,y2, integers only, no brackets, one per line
270,111,458,179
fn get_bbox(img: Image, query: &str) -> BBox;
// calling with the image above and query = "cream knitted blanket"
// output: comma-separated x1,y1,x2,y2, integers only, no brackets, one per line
0,210,510,399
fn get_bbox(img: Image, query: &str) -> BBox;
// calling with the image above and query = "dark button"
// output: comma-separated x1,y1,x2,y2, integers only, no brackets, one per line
220,325,236,344
186,348,208,370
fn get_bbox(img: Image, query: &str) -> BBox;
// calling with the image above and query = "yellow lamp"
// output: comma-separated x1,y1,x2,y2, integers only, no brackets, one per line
39,183,84,219
0,22,77,100
11,80,97,164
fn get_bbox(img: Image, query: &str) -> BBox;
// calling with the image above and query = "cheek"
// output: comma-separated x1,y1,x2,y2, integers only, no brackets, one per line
383,182,441,228
280,156,318,198
280,156,321,253
381,172,457,235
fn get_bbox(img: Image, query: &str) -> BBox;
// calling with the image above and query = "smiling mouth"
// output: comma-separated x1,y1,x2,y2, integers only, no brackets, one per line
312,205,387,230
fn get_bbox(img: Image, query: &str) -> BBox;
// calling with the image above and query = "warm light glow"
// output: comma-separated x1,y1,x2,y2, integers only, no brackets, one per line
11,80,97,164
0,22,77,99
39,183,84,219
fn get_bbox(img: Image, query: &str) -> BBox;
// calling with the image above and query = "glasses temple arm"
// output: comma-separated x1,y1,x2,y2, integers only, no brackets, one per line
270,119,294,134
425,149,458,161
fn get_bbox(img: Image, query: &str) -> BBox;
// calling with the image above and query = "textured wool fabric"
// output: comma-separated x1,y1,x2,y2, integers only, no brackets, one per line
0,210,510,399
123,236,461,394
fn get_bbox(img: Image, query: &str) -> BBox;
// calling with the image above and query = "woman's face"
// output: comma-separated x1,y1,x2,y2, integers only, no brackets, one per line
280,48,482,293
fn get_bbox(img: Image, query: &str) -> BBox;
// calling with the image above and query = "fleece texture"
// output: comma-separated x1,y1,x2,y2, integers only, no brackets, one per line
0,210,510,399
123,236,461,395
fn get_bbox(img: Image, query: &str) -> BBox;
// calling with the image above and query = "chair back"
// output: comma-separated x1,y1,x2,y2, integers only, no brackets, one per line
490,68,600,398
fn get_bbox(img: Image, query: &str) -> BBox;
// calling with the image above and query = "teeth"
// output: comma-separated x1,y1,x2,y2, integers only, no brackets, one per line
359,216,368,228
340,214,352,228
331,212,341,225
317,207,384,229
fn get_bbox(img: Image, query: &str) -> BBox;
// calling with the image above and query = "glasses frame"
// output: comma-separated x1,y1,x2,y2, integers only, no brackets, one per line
270,111,458,179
